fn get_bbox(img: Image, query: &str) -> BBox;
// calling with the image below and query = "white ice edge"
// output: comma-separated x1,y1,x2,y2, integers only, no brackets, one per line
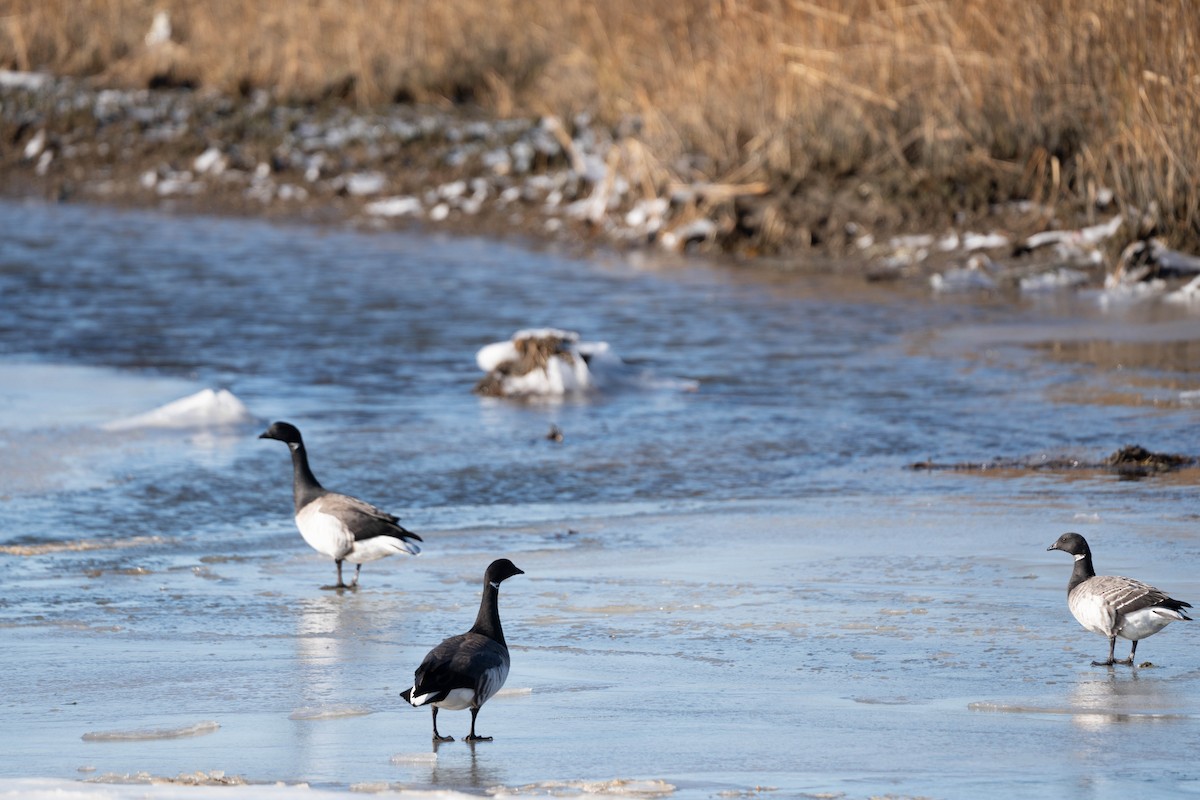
0,777,675,799
81,721,220,742
498,779,677,796
0,778,472,799
288,705,374,721
389,752,438,765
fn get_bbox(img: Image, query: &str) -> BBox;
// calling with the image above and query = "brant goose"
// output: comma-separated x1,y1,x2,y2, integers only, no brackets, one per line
1047,532,1192,666
259,421,422,589
401,558,524,742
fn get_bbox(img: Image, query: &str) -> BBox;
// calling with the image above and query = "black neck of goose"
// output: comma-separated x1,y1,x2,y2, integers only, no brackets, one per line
1067,551,1096,594
288,443,325,512
471,581,506,646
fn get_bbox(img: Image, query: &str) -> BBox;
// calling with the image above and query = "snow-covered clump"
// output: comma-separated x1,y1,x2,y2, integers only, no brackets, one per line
102,389,255,431
475,329,600,397
474,329,698,398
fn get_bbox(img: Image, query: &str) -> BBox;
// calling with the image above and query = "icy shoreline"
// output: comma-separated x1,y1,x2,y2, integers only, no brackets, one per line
6,69,1200,304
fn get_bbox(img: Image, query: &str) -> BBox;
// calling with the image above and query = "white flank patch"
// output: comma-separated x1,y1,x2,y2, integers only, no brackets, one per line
102,389,254,431
1119,607,1183,640
431,688,477,711
345,534,420,562
1068,591,1116,638
295,503,352,559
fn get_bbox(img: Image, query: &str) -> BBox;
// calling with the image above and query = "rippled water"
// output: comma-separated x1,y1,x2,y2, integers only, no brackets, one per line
1,198,1199,799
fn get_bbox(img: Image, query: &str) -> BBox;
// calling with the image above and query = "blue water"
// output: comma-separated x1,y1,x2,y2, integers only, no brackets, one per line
1,198,1199,799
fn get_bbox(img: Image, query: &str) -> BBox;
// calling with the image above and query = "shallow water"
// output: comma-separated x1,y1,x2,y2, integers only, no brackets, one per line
1,198,1199,799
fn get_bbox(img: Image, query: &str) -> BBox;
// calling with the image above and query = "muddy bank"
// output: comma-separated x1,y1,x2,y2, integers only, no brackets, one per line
911,445,1198,479
3,70,1200,299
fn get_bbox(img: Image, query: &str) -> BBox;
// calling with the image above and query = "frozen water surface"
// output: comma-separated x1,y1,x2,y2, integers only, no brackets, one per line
0,198,1199,799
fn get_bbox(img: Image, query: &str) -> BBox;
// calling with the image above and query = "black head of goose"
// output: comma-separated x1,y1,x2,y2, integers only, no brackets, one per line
259,421,422,590
1047,532,1192,666
401,558,524,742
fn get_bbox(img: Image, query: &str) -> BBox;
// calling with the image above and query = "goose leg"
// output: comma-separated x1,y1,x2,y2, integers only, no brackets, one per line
349,563,362,587
464,707,492,742
1092,636,1118,667
431,707,454,742
1120,640,1138,666
323,559,354,591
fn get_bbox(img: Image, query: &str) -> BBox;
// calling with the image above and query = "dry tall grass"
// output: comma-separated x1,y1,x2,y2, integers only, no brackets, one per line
4,0,1199,243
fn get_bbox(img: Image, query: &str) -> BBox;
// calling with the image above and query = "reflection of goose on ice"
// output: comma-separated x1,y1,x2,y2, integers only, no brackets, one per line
473,328,697,398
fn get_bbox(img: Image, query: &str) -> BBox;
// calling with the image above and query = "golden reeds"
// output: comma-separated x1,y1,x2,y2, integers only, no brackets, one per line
3,0,1198,243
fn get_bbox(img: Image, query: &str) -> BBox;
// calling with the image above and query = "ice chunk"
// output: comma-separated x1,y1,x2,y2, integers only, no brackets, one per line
365,196,422,218
1165,274,1200,304
144,10,172,46
0,70,52,90
960,232,1010,251
1094,279,1166,308
344,172,386,196
0,776,396,797
660,218,717,252
1022,214,1124,251
1019,268,1089,293
23,129,46,160
288,705,372,720
193,146,226,175
102,389,255,431
503,779,677,796
389,752,438,765
931,256,997,293
82,721,219,741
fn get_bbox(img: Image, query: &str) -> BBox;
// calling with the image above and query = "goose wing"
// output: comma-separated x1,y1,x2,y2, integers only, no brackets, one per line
1071,574,1191,635
320,492,423,545
409,632,510,707
1094,574,1190,615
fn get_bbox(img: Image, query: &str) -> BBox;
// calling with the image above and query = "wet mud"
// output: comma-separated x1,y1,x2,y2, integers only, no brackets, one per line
911,444,1198,478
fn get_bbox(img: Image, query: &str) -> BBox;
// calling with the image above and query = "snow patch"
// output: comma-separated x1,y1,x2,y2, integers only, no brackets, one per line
102,389,255,431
